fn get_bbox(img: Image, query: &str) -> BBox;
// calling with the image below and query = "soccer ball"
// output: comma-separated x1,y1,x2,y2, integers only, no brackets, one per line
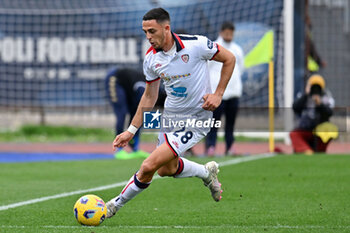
73,194,107,226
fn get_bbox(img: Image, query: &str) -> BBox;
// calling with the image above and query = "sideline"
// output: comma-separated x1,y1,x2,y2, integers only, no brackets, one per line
0,153,275,211
0,152,113,163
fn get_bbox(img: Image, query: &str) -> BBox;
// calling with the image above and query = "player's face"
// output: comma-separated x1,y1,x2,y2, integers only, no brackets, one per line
142,19,168,50
220,29,234,43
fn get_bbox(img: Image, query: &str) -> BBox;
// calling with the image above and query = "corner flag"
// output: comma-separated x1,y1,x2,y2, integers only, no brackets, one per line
244,30,274,68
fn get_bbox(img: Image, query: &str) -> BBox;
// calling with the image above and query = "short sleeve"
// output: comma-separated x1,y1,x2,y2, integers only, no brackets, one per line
197,35,220,61
143,58,159,83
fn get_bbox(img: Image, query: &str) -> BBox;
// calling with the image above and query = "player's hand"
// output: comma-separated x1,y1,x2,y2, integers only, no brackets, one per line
113,131,134,151
202,93,222,111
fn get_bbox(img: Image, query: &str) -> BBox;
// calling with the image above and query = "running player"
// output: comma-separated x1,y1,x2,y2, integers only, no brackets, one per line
106,8,235,218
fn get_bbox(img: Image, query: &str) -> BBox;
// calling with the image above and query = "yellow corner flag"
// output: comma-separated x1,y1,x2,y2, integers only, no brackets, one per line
243,29,275,152
244,30,274,68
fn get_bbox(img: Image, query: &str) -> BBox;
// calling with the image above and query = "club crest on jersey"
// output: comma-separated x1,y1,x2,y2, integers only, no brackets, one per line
181,54,189,63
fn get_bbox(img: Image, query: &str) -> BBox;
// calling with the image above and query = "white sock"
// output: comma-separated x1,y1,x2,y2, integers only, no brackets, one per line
114,173,151,209
173,157,209,179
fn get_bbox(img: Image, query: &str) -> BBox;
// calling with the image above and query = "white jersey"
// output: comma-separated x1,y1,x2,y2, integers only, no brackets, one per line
143,32,220,114
143,32,220,156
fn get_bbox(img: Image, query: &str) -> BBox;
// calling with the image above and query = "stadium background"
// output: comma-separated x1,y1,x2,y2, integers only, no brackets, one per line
0,0,349,138
0,1,349,232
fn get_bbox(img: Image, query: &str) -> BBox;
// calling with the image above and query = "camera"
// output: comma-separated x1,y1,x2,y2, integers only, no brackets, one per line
310,84,322,96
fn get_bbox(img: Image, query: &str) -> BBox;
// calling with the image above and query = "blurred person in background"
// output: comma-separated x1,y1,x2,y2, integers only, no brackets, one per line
105,67,165,159
205,21,244,156
290,74,335,155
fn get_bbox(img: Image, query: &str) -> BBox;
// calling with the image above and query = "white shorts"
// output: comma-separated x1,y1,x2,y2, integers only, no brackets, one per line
157,109,213,156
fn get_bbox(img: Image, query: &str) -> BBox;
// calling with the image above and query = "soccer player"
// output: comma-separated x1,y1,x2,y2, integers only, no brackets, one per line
206,21,245,156
106,8,236,218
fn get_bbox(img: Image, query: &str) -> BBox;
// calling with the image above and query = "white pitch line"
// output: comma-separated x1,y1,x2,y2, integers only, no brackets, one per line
0,153,275,211
218,153,275,166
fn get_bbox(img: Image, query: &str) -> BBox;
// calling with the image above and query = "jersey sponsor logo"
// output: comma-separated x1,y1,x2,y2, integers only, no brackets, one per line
207,39,213,49
170,85,188,97
181,54,189,63
143,110,161,129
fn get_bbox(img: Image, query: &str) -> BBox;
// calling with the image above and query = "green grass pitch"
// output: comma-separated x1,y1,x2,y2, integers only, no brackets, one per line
0,154,349,232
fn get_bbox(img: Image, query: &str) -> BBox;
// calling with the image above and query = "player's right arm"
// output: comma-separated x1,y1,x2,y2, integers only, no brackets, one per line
112,79,160,150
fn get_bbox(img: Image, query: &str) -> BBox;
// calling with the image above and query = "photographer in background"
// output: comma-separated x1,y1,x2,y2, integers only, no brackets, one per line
290,74,335,155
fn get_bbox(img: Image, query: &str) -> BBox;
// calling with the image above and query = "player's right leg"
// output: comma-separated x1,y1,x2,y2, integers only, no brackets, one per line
166,158,222,202
202,161,222,202
106,143,175,218
158,133,223,202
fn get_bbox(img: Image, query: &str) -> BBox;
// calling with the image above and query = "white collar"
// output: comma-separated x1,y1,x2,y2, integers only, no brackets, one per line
163,42,176,56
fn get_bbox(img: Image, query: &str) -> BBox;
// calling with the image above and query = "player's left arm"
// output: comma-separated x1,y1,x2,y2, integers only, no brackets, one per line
202,46,236,111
